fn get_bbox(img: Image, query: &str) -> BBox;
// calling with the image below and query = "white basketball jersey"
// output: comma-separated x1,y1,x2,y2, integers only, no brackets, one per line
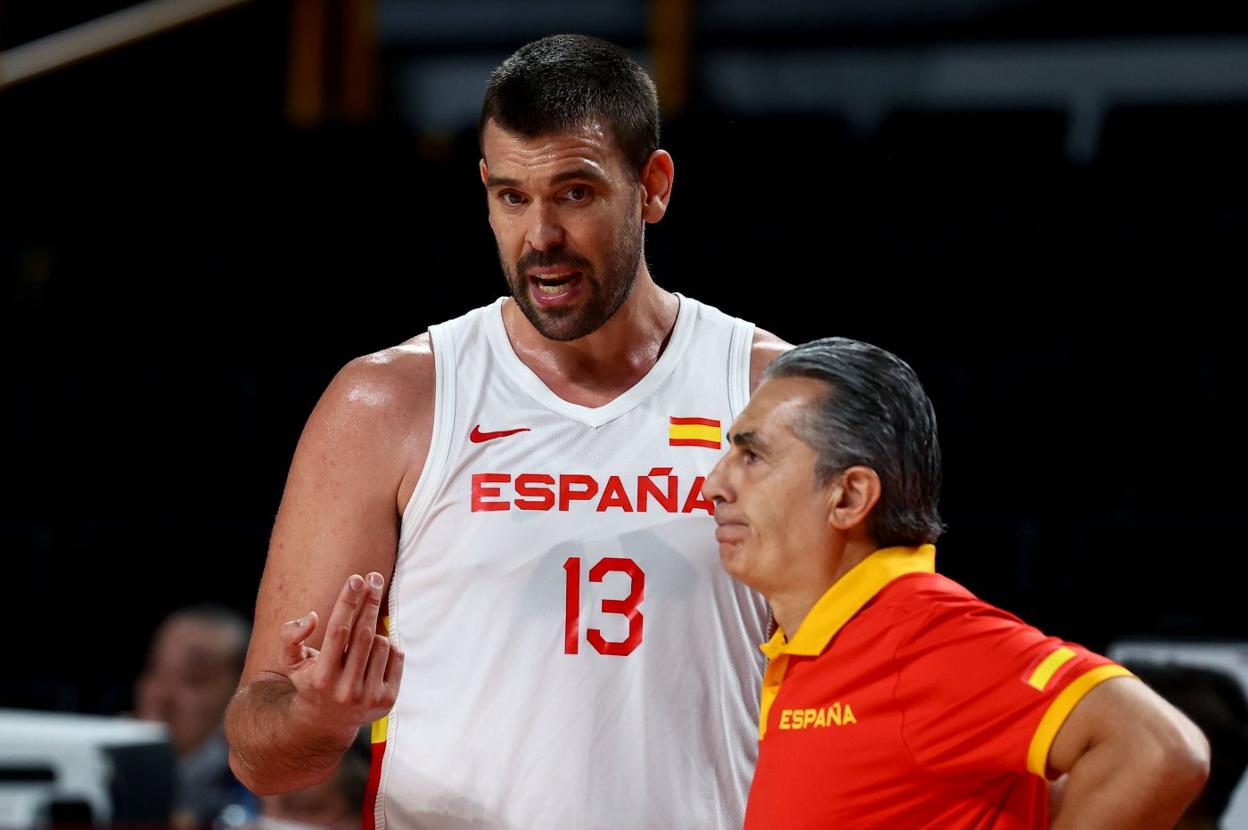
371,295,770,830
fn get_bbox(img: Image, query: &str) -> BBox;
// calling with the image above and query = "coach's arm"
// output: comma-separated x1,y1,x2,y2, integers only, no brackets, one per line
224,341,433,794
1046,675,1209,829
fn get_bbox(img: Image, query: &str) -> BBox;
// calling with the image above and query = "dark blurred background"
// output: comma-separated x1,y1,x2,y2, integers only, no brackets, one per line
2,0,1246,716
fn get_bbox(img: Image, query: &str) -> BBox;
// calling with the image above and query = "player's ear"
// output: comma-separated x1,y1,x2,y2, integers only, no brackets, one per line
640,150,674,224
479,159,489,187
827,466,880,532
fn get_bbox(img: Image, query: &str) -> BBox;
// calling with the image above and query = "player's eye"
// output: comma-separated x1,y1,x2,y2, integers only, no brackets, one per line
564,185,591,202
499,191,524,206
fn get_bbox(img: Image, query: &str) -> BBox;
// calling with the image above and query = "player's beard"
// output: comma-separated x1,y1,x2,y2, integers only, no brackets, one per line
503,213,643,342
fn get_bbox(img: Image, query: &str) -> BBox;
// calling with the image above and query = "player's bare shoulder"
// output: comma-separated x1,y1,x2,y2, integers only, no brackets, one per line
343,332,434,413
320,334,433,431
304,333,436,511
750,328,793,393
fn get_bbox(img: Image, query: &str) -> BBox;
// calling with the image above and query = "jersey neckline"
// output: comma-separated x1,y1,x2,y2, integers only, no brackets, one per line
483,293,697,428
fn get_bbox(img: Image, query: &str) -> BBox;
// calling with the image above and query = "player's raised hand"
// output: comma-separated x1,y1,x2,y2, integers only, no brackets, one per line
279,571,404,740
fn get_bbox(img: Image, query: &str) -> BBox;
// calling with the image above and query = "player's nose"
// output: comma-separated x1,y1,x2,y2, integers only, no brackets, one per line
525,201,565,251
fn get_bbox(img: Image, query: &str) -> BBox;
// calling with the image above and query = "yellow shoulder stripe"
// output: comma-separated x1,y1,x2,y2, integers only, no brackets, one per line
1026,664,1135,777
1027,646,1076,691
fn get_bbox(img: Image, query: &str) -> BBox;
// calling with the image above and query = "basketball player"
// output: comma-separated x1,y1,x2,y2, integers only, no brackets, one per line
224,35,789,829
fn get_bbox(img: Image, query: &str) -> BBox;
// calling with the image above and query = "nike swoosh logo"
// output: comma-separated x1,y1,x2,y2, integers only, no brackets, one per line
470,425,532,443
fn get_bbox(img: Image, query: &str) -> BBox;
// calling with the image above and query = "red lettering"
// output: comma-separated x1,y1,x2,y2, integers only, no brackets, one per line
595,475,634,512
563,557,580,654
559,474,599,511
681,476,715,515
514,473,555,511
471,469,725,514
587,557,645,656
637,467,677,512
471,473,510,512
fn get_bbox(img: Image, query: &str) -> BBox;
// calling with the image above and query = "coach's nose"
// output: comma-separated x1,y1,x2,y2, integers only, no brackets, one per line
704,454,733,511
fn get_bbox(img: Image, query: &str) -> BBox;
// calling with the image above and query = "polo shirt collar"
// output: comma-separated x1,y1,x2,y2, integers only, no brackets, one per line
760,544,936,659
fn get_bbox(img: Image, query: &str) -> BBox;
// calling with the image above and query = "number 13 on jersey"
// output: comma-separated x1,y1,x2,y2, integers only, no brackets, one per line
563,557,645,656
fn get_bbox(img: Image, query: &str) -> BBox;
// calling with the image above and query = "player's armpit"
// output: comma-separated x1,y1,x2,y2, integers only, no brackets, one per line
1046,676,1209,830
749,328,793,393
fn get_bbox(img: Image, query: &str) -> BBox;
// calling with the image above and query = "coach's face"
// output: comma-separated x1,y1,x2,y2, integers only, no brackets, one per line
705,377,838,597
480,119,667,342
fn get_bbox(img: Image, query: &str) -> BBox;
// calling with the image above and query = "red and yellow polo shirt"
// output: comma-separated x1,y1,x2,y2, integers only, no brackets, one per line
745,545,1133,830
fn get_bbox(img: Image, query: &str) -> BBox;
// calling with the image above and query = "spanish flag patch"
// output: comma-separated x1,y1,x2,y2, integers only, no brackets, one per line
669,417,722,449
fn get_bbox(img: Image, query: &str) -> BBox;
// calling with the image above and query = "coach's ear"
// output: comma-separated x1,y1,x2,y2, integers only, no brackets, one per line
827,466,880,533
640,150,674,223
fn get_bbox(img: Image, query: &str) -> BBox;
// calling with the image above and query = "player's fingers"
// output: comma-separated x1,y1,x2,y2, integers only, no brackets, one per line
362,635,391,702
321,574,367,665
339,573,384,688
279,612,318,667
383,642,405,693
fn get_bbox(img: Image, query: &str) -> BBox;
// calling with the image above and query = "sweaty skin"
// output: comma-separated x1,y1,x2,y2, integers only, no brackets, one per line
224,119,791,795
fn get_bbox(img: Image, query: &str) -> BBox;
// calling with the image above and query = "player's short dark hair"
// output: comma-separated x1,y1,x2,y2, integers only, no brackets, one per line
479,34,660,177
766,337,944,547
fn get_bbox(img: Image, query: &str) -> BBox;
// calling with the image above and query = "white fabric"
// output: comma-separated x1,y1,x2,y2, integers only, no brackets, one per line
259,817,338,830
377,295,768,830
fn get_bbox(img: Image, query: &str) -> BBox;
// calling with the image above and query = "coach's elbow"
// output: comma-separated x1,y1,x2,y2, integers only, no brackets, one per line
1167,721,1211,801
1139,707,1211,808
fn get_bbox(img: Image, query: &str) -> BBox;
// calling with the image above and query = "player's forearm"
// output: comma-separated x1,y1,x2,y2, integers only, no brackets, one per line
224,677,357,795
1049,735,1208,829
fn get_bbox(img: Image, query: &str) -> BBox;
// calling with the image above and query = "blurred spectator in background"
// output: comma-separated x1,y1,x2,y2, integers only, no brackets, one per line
1127,662,1248,830
257,731,371,830
135,604,255,828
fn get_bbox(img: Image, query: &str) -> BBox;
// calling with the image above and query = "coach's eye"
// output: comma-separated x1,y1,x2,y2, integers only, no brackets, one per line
565,185,591,202
500,191,525,206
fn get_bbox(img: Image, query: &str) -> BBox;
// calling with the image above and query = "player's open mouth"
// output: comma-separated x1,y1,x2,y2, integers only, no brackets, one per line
528,272,583,306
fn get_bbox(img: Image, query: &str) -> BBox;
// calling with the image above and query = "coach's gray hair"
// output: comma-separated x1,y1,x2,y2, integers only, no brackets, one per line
766,337,944,546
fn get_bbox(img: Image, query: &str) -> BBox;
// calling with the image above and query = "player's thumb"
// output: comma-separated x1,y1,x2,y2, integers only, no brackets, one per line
280,611,318,664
